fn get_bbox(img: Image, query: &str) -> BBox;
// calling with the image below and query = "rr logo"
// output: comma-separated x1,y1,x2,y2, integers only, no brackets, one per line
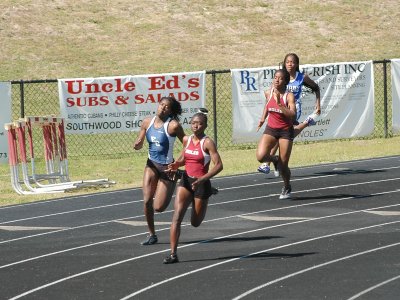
239,71,259,93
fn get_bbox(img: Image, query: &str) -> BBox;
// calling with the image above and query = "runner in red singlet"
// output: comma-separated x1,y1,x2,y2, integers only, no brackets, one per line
256,69,296,199
163,109,223,264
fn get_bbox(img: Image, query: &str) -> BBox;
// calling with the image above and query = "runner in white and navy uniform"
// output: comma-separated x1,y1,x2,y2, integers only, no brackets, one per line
134,96,185,246
163,109,223,264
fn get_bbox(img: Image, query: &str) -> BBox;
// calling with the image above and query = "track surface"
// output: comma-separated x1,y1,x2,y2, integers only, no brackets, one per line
1,156,399,299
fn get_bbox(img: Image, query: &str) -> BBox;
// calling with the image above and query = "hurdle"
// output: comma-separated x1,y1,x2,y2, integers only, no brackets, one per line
14,119,80,193
4,116,115,194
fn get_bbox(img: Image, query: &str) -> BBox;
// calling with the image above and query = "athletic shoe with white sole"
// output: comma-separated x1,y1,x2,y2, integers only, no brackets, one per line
304,113,318,126
141,234,158,245
279,185,292,200
257,163,270,174
163,253,179,264
274,170,280,177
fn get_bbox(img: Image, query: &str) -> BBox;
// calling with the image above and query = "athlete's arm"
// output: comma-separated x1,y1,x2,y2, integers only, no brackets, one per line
167,136,188,171
257,90,270,131
277,92,296,120
133,117,150,150
168,120,185,143
303,75,321,115
197,138,223,182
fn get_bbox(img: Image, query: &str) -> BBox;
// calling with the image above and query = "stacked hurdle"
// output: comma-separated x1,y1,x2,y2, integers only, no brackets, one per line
4,116,115,195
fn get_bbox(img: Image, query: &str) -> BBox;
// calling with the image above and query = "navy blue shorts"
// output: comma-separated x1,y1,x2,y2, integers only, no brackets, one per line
178,172,212,199
146,159,174,181
264,125,294,141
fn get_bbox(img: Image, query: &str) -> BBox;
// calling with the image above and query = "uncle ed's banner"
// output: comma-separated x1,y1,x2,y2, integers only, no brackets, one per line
231,61,374,143
58,71,205,134
391,59,400,133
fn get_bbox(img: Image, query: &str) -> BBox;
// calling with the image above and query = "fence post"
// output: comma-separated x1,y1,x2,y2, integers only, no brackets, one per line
383,60,388,138
19,80,25,118
212,71,218,147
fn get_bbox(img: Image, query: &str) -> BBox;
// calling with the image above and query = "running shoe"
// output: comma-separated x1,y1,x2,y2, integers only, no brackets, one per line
141,234,158,245
272,156,279,173
257,163,270,174
273,170,280,178
304,113,318,126
279,185,292,200
163,253,179,264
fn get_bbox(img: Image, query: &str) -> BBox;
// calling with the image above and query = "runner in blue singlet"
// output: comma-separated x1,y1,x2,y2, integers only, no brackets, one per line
134,96,185,245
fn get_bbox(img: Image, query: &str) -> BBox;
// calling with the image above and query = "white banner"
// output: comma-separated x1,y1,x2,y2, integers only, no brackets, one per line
391,59,400,133
0,82,12,164
58,71,206,134
231,61,374,143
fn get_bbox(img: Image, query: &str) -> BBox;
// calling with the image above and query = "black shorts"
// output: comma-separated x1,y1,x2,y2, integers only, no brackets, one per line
264,125,294,141
146,159,174,182
178,172,213,199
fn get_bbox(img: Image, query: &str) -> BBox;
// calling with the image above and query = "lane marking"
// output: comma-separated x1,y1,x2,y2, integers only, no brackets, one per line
0,226,68,231
8,203,400,299
238,216,310,221
120,220,400,299
364,210,400,216
2,192,397,270
346,274,400,300
1,156,398,212
233,242,400,300
2,172,399,226
115,220,183,226
1,178,399,245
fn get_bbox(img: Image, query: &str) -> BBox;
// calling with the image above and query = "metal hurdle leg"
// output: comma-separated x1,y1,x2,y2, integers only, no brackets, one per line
23,116,75,186
4,123,35,195
56,118,116,188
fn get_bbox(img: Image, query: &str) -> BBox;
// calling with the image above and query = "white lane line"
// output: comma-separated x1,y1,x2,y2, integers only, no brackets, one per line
0,200,139,225
346,275,400,300
115,220,182,226
238,216,310,221
0,226,68,231
211,156,400,181
1,191,394,270
7,201,400,300
1,177,399,245
1,156,398,212
232,243,400,300
120,220,400,300
365,210,400,216
1,171,398,226
0,187,141,210
0,173,334,225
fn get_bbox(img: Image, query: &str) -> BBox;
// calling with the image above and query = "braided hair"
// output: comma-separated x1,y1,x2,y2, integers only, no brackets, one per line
282,53,319,93
160,96,182,121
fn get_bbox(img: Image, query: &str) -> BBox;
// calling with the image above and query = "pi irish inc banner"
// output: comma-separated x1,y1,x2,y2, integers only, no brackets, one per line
231,61,374,143
391,59,400,133
58,71,206,134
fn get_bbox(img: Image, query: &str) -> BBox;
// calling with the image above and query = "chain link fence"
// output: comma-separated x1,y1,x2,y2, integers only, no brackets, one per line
10,60,396,158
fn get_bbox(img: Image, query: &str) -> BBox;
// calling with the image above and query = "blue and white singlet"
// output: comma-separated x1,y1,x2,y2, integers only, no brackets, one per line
286,71,305,121
286,71,304,104
145,116,176,164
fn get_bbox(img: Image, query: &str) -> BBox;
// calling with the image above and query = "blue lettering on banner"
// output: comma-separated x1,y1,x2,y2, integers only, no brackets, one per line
239,71,259,93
